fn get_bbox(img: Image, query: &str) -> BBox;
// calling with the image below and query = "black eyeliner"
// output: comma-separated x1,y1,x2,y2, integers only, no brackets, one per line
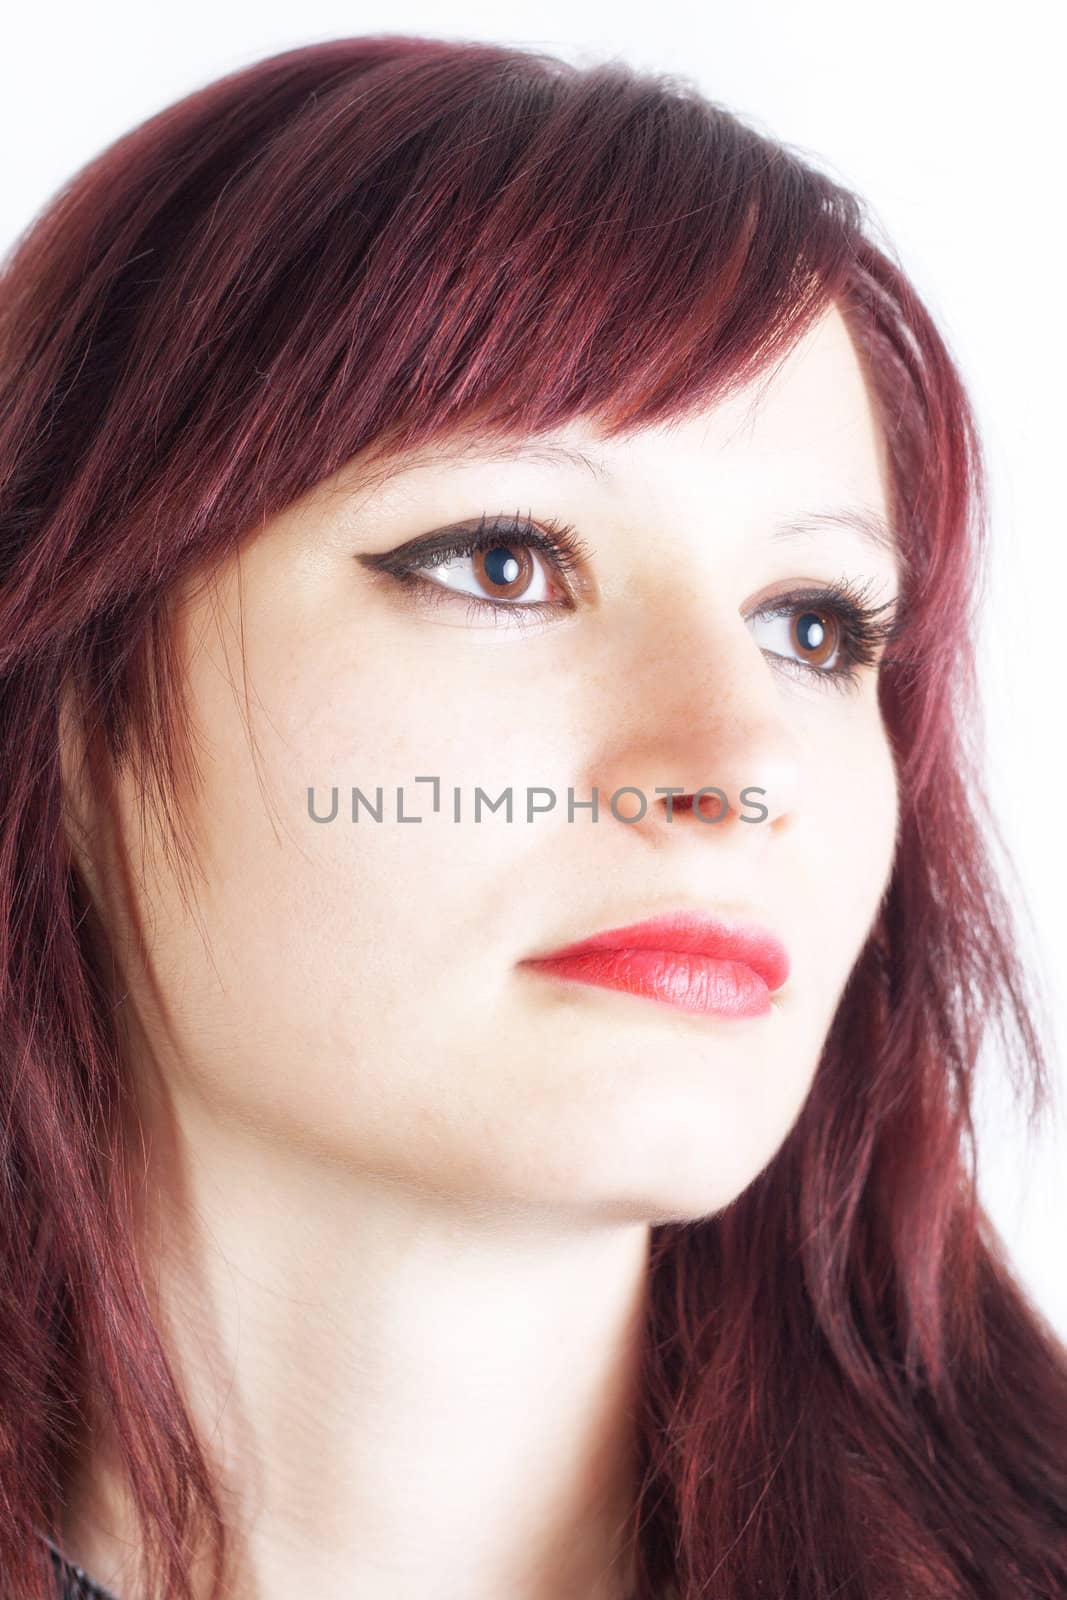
357,508,593,585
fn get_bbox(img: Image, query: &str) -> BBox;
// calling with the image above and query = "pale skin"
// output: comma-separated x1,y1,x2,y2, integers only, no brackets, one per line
58,302,901,1600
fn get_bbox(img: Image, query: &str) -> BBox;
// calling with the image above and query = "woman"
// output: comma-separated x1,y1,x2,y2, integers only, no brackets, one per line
1,32,1064,1600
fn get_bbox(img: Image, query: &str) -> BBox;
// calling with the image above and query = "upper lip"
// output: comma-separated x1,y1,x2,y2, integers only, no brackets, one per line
521,911,790,991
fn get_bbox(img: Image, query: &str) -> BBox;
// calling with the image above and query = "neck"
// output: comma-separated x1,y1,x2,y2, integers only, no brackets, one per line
60,1091,650,1600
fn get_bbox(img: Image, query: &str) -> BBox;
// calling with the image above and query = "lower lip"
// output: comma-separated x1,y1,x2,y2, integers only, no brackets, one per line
519,948,775,1018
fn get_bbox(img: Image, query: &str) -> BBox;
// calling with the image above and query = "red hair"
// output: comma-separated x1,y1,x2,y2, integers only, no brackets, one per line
1,34,1064,1600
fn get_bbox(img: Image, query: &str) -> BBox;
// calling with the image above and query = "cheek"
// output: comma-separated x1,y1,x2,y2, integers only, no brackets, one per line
847,714,898,896
283,635,573,790
130,651,570,1104
806,707,898,964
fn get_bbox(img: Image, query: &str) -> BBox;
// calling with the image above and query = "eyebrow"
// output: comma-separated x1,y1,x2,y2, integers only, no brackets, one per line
410,438,608,478
378,439,905,577
770,505,906,579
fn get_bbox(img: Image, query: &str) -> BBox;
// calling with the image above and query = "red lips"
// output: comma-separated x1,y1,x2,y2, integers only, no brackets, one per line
519,912,789,1019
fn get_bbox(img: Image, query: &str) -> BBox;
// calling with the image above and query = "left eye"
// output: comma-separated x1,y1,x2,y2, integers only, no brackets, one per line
748,606,843,672
412,543,565,605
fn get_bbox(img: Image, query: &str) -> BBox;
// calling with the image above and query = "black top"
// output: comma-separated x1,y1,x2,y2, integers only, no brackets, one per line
45,1538,121,1600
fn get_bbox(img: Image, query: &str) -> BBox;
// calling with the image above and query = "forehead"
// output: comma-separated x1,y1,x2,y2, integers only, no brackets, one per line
320,303,900,580
369,305,888,499
559,305,889,497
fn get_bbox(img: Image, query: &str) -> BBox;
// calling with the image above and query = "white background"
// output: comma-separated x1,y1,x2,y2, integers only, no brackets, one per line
3,2,1062,1333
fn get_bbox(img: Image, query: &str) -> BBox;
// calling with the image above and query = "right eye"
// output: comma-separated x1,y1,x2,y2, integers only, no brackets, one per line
357,510,595,626
404,538,567,605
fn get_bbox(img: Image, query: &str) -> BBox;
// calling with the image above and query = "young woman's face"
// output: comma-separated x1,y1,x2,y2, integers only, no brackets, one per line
69,303,901,1223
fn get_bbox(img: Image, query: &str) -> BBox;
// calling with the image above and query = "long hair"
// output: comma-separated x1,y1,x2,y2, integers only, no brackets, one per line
1,35,1064,1600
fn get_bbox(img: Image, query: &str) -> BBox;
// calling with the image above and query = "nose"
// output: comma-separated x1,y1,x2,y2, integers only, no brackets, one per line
583,598,802,842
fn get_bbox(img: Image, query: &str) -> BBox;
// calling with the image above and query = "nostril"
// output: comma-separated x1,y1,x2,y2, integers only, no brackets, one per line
695,790,731,822
660,790,732,822
681,791,731,821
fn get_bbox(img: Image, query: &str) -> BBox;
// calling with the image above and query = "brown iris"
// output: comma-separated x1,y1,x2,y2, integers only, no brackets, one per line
474,544,536,599
791,608,840,669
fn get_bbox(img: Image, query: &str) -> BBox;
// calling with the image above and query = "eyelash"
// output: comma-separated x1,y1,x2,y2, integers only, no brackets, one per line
370,510,903,691
756,575,901,693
